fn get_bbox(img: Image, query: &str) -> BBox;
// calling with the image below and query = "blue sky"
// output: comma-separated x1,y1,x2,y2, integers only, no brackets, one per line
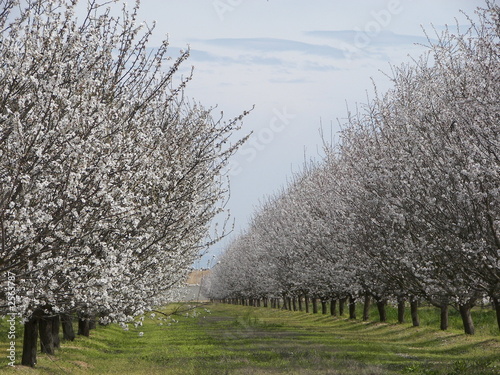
122,0,484,266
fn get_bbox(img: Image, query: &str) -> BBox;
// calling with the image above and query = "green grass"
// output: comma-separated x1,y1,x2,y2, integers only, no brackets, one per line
0,303,498,374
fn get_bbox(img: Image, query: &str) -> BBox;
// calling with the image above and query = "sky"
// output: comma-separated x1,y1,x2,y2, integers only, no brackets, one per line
114,0,485,267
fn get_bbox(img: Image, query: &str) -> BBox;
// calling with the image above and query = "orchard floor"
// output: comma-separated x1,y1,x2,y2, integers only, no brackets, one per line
1,303,499,374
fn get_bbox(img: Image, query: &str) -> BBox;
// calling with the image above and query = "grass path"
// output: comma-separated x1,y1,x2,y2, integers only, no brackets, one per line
1,303,499,374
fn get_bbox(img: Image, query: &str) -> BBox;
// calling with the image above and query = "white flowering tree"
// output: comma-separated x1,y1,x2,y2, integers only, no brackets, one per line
251,191,308,307
0,0,247,366
209,194,297,307
276,165,357,314
334,107,424,324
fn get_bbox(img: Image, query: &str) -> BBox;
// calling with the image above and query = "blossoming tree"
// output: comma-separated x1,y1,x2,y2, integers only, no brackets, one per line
0,0,247,366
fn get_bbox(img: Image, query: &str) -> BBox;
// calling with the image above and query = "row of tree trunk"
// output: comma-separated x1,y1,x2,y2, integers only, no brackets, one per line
22,311,95,367
214,295,483,335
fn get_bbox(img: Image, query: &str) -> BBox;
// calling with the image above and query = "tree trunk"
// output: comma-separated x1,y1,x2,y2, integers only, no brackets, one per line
330,299,337,316
363,295,371,321
321,300,327,314
305,295,310,313
492,296,500,332
410,300,420,327
298,296,303,311
78,317,90,337
292,297,297,311
39,315,55,355
51,315,60,349
440,304,449,331
61,314,75,341
349,295,356,319
459,303,475,335
22,316,38,367
397,298,405,324
287,297,292,311
376,299,387,322
339,297,346,316
312,298,318,314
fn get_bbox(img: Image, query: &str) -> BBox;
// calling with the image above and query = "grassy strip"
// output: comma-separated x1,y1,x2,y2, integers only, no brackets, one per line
0,303,498,374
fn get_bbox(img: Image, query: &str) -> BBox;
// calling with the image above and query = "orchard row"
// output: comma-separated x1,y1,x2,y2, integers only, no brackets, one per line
0,0,246,367
205,3,500,336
